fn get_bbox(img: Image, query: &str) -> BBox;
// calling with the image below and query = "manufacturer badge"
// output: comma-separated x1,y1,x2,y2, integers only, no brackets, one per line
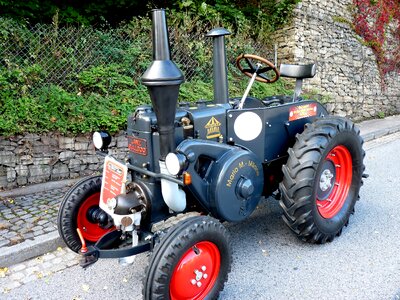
289,103,317,121
127,136,147,156
205,116,221,139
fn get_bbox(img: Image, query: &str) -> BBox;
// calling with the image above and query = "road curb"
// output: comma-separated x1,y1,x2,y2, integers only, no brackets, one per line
0,179,79,198
0,231,65,267
360,125,400,142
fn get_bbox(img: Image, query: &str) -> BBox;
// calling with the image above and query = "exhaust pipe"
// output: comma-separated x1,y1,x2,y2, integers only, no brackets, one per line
142,9,186,212
206,28,231,105
142,9,184,160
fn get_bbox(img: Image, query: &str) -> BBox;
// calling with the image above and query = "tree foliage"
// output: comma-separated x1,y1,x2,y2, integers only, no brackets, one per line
0,0,300,39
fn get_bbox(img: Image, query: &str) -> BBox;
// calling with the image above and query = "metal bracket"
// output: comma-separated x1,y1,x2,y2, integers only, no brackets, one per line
79,230,154,268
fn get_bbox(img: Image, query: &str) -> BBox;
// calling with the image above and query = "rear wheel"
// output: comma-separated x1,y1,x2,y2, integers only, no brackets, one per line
279,116,365,243
143,216,231,300
57,176,114,252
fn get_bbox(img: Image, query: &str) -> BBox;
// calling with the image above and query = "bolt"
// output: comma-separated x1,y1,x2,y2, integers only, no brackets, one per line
191,279,197,285
197,282,202,288
203,274,208,279
201,266,206,272
194,270,203,281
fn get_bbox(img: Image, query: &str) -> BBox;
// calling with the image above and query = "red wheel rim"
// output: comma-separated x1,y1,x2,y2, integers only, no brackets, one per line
170,241,221,300
317,145,353,219
77,192,112,242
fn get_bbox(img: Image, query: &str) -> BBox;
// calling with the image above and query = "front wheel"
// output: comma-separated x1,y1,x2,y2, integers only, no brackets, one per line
279,116,365,243
57,176,114,252
143,216,232,300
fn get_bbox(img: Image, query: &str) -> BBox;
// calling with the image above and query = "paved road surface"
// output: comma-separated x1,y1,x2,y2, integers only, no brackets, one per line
2,132,400,300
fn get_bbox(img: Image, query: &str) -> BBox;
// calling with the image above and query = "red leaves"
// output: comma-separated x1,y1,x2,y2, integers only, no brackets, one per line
353,0,400,83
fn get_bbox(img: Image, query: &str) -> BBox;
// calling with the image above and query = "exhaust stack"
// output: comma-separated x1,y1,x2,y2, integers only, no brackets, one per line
142,9,184,160
206,28,231,105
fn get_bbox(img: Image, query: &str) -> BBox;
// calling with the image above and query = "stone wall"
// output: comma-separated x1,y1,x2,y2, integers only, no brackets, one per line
0,133,128,190
274,0,400,121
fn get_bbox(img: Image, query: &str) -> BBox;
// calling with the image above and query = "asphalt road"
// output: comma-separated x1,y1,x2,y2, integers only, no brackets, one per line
5,132,400,300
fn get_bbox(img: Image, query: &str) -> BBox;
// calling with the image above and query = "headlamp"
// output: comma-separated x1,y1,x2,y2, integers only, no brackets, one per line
165,152,187,176
93,131,111,150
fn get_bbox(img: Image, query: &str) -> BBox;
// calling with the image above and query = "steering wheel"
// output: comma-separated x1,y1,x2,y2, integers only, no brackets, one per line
236,54,280,83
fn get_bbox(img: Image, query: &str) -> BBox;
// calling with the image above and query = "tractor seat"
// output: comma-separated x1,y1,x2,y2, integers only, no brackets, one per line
278,63,317,101
279,63,316,79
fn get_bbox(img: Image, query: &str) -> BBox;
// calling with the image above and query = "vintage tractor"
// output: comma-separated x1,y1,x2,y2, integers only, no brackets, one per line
58,9,365,299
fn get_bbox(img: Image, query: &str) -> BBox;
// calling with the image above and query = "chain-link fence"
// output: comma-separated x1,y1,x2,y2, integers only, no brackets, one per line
1,19,274,93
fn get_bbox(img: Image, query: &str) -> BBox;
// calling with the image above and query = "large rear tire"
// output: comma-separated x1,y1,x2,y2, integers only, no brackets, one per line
279,116,365,243
143,216,232,300
57,176,114,252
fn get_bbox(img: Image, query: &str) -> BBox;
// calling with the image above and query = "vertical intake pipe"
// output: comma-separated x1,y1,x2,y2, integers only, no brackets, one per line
142,9,186,212
206,28,231,105
141,9,184,160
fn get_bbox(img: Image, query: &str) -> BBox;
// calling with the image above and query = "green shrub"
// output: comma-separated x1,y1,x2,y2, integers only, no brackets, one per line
0,2,303,137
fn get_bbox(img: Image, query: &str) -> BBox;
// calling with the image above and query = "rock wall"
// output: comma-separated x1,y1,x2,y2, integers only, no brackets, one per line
0,133,128,189
274,0,400,120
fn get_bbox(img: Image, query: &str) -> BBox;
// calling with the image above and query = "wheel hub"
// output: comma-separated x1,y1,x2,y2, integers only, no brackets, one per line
190,266,209,287
170,241,220,300
316,145,353,219
316,160,336,200
319,169,334,192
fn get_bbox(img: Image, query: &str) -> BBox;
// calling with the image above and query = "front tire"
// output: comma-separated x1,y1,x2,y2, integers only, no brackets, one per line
57,176,114,252
279,116,365,243
143,216,232,300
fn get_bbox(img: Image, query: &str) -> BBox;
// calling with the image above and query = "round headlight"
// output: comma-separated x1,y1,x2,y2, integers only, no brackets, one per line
93,131,111,150
165,152,187,176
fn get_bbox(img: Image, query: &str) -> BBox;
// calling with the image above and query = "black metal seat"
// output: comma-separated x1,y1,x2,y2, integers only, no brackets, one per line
279,63,317,101
279,63,316,79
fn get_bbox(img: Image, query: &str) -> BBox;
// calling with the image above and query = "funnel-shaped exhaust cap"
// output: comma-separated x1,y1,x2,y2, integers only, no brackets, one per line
141,9,184,160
